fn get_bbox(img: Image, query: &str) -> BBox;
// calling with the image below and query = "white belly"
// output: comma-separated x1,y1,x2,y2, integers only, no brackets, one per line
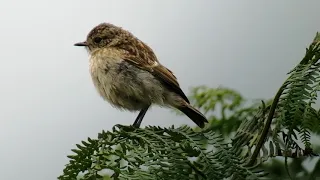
89,55,168,111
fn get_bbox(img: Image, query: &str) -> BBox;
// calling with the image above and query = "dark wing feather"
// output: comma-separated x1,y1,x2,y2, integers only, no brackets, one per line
150,63,190,104
118,40,190,103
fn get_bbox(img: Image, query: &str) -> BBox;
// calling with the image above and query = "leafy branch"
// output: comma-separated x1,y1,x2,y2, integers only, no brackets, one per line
58,125,263,180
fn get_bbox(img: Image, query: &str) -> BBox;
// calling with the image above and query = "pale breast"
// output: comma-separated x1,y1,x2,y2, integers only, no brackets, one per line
89,54,121,106
90,54,159,111
88,49,174,111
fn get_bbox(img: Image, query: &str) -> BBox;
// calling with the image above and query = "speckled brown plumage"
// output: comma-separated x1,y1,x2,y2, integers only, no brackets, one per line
74,22,208,128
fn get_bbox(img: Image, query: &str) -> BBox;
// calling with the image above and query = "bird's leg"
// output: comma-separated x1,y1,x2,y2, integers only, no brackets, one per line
133,106,150,128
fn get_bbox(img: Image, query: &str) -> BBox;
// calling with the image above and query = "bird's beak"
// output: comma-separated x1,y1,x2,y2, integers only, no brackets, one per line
74,41,88,46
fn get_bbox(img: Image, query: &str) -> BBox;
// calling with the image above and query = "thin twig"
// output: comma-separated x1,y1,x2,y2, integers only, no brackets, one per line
246,85,285,166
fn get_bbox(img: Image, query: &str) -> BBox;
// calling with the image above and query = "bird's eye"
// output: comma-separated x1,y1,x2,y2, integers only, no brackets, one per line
93,37,102,43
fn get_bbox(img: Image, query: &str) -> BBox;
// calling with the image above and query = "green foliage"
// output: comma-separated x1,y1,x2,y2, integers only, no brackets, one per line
58,125,264,180
187,33,320,178
189,86,262,136
274,33,320,151
259,158,320,180
232,33,320,167
59,32,320,179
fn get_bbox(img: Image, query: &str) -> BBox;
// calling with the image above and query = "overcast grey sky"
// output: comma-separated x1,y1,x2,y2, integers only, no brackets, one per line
0,1,320,179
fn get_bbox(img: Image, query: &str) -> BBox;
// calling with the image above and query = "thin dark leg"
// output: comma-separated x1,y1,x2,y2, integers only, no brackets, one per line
133,106,150,128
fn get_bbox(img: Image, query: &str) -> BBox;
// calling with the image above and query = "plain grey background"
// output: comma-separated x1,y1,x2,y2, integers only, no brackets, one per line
0,0,319,179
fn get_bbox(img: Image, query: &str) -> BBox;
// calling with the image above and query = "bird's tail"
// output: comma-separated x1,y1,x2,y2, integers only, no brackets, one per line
178,104,208,128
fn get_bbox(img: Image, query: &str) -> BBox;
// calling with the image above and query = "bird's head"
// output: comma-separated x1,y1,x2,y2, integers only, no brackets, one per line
74,23,129,53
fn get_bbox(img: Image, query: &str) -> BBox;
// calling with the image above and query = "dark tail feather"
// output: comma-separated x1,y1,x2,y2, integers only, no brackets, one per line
178,105,208,128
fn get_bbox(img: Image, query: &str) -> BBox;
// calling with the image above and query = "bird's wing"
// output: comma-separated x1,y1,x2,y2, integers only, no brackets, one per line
118,41,190,103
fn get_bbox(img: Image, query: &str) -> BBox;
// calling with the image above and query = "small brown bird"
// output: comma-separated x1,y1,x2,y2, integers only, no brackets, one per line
74,23,208,128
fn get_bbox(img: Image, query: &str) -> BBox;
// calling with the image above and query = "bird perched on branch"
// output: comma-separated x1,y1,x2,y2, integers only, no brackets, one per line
74,23,208,128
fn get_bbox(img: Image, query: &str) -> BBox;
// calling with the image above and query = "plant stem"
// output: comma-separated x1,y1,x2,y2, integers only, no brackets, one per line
246,85,285,166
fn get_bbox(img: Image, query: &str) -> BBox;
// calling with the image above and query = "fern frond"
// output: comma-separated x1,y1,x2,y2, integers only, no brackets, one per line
58,125,263,180
231,33,320,168
276,32,320,151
